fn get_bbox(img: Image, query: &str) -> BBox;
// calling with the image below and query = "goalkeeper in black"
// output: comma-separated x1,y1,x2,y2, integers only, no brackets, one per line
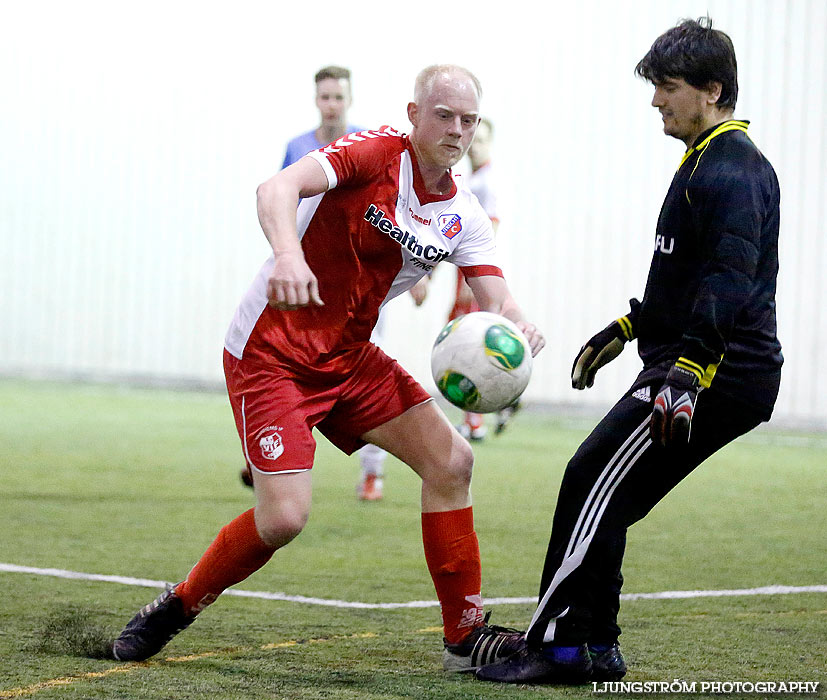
478,17,782,685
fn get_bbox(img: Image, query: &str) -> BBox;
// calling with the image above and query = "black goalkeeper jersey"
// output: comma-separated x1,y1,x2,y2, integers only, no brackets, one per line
636,120,783,417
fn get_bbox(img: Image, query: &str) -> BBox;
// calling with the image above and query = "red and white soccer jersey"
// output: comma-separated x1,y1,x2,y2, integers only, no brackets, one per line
225,126,503,374
224,127,504,474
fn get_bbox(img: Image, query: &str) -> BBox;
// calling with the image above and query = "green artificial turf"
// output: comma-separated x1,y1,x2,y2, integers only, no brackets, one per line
1,379,824,699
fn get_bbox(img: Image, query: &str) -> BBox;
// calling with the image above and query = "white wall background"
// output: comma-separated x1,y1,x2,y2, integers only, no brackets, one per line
1,0,825,427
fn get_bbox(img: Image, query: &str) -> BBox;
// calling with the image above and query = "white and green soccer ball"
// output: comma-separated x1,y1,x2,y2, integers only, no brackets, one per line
431,311,533,413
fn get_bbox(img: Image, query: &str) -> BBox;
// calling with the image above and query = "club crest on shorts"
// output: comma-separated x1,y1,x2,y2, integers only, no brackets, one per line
257,426,284,461
439,214,462,239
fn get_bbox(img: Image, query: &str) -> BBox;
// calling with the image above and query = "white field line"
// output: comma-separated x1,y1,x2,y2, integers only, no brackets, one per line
2,562,826,609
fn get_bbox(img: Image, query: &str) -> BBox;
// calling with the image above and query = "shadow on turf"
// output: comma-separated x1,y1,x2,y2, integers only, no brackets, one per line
28,608,114,659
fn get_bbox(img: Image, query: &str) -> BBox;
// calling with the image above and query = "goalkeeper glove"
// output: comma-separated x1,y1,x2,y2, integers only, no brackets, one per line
651,364,700,447
571,299,640,390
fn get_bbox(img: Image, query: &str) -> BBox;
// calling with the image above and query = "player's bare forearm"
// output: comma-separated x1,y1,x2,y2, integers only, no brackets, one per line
496,296,524,326
256,158,329,309
456,278,475,305
507,310,545,358
256,157,329,256
256,180,302,255
467,274,522,322
467,275,545,356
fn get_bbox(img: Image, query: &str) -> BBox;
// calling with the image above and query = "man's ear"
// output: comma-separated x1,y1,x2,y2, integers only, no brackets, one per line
407,101,418,127
706,81,723,106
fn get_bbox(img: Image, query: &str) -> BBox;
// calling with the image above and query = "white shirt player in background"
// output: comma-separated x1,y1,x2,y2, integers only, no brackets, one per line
451,118,520,441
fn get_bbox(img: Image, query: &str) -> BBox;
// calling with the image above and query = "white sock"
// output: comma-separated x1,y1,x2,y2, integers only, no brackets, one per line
359,443,386,478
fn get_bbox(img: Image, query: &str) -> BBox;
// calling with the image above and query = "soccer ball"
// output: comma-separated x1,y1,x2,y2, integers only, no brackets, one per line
431,311,532,413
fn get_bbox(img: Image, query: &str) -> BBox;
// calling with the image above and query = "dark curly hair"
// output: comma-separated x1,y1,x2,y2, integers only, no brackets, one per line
635,17,738,110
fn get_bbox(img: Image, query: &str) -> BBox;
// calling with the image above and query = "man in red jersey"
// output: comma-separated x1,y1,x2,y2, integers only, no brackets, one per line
111,64,544,672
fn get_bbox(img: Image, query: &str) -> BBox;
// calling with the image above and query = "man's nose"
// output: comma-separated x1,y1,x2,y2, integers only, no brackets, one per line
651,88,665,107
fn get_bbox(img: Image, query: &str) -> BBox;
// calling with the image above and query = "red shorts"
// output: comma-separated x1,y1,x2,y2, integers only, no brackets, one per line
224,347,431,475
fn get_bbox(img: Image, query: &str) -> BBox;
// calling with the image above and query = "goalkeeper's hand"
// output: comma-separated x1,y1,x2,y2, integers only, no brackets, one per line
571,300,639,390
651,365,700,447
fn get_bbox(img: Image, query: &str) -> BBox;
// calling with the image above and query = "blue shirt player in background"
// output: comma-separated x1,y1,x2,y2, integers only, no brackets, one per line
281,65,365,168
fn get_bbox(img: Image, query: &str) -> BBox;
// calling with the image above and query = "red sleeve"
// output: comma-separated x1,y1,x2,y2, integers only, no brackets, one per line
460,265,503,279
315,126,405,188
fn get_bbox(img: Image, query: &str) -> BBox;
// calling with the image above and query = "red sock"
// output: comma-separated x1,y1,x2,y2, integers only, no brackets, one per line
175,508,276,615
421,507,483,644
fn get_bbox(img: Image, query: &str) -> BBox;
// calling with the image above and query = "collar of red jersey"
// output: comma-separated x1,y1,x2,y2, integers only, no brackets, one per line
406,140,459,204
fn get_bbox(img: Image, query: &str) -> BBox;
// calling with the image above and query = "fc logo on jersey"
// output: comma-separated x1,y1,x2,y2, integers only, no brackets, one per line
257,426,284,461
439,214,463,239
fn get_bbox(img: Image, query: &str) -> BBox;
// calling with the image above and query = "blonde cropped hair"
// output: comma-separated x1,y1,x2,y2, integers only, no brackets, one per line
413,64,482,104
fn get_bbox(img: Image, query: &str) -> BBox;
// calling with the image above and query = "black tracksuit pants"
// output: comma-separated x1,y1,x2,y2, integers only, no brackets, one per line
524,376,765,646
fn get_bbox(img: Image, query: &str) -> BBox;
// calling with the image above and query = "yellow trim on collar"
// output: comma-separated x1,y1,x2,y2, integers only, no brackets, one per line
678,120,750,169
680,120,749,204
